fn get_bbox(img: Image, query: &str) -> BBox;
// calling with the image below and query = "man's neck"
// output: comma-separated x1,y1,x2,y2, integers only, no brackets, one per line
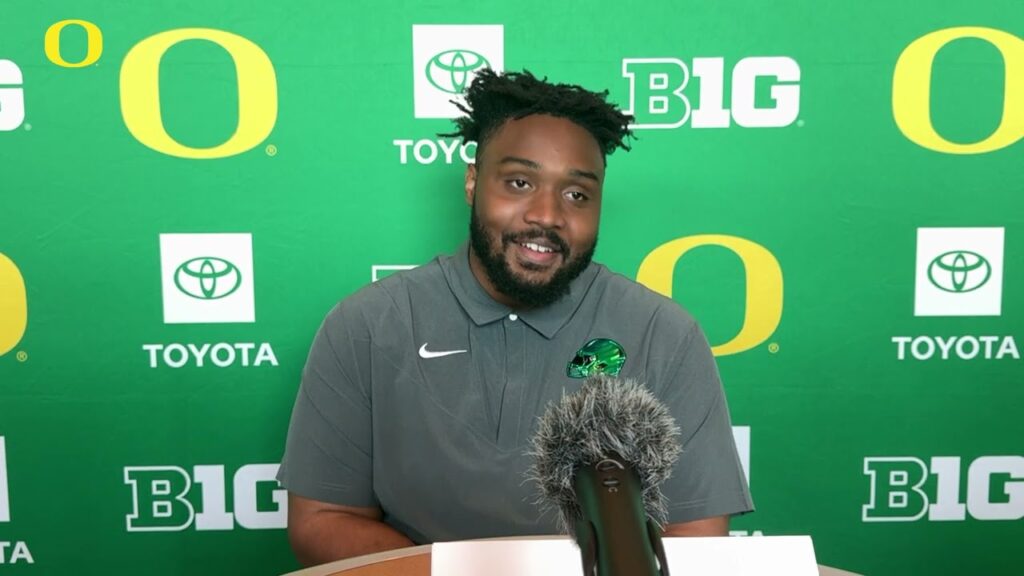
467,248,524,309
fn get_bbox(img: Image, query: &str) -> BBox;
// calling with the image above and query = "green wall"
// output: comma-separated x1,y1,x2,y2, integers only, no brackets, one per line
1,1,1021,574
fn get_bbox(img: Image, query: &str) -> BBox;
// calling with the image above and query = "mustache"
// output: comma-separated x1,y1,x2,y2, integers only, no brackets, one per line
502,229,570,254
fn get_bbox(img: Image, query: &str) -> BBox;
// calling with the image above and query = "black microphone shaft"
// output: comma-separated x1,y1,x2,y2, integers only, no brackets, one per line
573,454,667,576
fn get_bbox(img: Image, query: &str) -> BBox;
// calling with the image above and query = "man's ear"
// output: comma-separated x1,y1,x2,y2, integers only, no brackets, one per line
464,163,477,206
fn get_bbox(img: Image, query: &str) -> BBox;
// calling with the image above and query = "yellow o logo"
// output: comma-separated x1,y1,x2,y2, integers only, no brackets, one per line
120,28,277,159
893,27,1024,154
44,20,104,68
636,235,783,356
0,253,27,356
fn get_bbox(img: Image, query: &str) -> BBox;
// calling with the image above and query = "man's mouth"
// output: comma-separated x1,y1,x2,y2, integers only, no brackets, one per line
506,234,567,268
519,241,557,254
505,230,568,255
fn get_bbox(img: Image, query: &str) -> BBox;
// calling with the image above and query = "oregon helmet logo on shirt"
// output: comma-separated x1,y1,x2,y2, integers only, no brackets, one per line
567,338,626,378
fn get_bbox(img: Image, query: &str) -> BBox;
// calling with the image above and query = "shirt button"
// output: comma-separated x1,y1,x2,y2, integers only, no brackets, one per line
509,313,518,321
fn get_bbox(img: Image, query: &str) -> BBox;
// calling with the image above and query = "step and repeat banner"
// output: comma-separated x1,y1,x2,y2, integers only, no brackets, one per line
1,1,1021,574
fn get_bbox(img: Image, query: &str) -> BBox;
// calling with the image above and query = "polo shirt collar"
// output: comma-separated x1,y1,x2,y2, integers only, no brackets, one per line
442,241,600,339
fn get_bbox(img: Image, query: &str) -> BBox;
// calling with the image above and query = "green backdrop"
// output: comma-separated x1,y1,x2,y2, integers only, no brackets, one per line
1,1,1021,574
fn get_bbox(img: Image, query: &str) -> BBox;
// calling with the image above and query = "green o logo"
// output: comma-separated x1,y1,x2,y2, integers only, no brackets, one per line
426,49,489,94
927,250,991,293
174,257,242,299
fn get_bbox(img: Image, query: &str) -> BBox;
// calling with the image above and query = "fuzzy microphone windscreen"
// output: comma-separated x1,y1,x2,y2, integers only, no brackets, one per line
527,374,682,535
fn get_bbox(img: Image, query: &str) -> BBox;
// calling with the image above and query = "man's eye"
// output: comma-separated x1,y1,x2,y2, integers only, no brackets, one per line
566,190,587,201
508,179,530,190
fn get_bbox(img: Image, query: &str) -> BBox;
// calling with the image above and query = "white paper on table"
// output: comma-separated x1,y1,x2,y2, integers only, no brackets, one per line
432,536,818,576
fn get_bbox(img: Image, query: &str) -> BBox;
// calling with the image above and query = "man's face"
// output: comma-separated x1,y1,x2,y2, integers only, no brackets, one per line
465,114,605,308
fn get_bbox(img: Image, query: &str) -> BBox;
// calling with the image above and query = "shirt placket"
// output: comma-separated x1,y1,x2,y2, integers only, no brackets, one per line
496,312,525,448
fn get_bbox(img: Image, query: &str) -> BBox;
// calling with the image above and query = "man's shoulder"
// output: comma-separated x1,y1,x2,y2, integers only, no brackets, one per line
367,257,446,297
323,257,447,329
590,263,697,327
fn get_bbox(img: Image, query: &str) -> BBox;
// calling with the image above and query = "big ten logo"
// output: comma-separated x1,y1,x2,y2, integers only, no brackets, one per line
124,464,286,531
0,253,28,358
0,60,26,131
622,57,800,129
863,456,1024,522
893,27,1023,154
393,138,476,165
636,235,783,356
43,20,277,158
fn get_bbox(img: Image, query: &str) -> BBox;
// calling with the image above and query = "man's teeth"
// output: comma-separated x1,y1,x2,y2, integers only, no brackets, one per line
522,242,554,253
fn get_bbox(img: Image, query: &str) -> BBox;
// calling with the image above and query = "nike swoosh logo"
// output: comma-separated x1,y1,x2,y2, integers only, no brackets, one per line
418,343,468,359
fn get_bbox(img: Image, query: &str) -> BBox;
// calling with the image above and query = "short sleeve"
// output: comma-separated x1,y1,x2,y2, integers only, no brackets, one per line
648,307,754,523
276,300,378,508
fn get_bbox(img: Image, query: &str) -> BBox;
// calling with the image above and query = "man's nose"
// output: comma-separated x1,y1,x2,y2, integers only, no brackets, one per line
523,188,565,229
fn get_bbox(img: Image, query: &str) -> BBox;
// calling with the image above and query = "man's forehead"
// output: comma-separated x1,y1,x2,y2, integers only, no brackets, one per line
482,114,605,175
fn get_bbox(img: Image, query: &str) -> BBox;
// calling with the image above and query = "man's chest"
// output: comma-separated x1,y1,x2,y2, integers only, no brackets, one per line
370,310,650,450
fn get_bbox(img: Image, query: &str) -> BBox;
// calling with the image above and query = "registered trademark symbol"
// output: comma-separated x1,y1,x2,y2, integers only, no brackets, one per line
265,144,278,156
796,119,805,128
16,351,28,362
768,343,780,354
23,123,32,131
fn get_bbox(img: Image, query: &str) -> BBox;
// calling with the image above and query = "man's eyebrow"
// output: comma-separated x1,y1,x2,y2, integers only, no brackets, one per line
569,168,600,183
498,156,601,183
498,156,541,170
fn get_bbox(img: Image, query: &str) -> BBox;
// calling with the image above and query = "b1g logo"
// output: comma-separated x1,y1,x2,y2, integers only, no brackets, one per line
894,27,1023,154
0,60,25,131
622,56,800,129
412,24,504,119
636,235,783,356
863,456,1024,522
124,464,286,531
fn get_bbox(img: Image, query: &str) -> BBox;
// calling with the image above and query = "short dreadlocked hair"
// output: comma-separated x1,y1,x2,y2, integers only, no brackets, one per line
441,69,634,164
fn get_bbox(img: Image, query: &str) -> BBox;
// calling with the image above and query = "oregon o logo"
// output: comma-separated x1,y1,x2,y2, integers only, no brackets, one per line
44,20,104,67
174,257,242,300
120,28,278,159
0,253,28,356
636,235,783,356
928,250,991,293
426,50,489,94
893,27,1024,154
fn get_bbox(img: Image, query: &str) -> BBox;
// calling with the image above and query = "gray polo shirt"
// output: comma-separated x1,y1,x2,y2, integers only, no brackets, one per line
278,243,752,543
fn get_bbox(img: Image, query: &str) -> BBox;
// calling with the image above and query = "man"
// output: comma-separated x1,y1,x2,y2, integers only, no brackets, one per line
277,69,752,566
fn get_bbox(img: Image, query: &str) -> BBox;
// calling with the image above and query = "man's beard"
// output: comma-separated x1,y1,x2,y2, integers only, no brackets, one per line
469,205,596,309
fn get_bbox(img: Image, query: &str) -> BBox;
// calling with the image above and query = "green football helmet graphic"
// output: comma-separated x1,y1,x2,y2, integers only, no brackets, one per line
567,338,626,378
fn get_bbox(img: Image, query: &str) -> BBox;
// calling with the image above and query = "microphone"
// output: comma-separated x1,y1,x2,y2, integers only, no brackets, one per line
528,374,681,576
